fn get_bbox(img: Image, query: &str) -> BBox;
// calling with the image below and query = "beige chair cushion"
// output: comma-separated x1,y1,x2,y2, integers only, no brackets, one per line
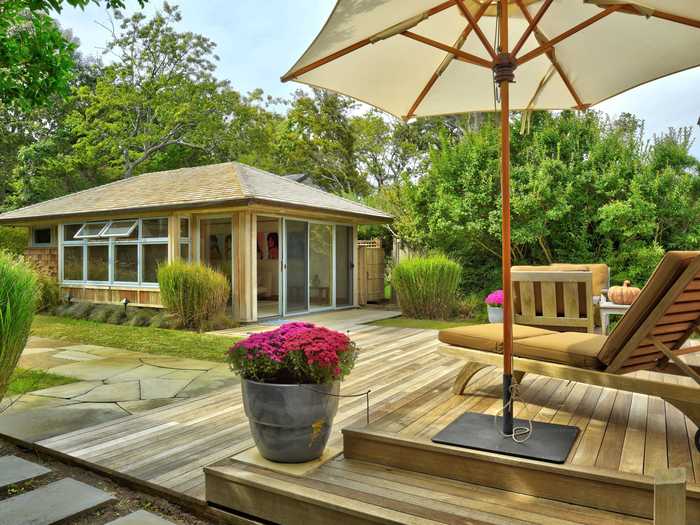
438,323,556,352
598,251,700,365
513,332,606,369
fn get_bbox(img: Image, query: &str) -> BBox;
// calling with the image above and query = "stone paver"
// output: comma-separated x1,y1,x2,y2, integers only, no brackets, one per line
0,394,78,414
49,358,143,381
176,370,240,398
118,399,181,414
75,381,141,402
52,350,104,361
106,509,175,524
0,403,126,441
105,364,176,383
139,378,190,400
140,356,217,371
0,456,50,489
32,380,103,399
0,478,115,525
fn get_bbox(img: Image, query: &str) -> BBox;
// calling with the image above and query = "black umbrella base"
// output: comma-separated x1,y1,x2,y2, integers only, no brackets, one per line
432,412,579,464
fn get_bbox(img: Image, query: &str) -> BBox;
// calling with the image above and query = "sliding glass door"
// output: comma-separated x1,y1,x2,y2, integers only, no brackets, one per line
310,223,333,309
335,225,353,307
284,220,308,314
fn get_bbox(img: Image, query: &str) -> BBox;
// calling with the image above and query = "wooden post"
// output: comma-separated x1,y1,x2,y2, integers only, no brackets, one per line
654,468,686,525
499,0,514,436
167,215,181,262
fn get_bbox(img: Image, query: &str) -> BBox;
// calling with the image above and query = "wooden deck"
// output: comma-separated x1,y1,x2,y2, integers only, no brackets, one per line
34,323,700,523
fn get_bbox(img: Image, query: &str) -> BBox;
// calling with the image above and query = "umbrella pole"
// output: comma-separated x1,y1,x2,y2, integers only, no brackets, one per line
499,0,514,437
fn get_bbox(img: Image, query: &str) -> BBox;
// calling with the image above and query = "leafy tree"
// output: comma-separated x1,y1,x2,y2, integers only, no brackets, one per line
0,0,146,110
67,3,226,178
275,89,368,194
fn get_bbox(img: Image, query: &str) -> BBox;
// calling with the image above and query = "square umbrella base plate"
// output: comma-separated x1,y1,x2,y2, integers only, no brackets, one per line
432,412,579,464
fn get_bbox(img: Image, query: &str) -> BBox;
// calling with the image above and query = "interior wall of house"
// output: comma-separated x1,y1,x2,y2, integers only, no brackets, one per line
256,216,280,317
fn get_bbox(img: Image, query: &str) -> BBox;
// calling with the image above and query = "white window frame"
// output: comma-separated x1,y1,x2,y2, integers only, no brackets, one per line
74,221,109,239
101,219,139,238
60,218,168,289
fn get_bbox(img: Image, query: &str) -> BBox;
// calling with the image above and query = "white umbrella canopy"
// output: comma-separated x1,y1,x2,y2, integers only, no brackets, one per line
283,0,700,450
283,1,700,119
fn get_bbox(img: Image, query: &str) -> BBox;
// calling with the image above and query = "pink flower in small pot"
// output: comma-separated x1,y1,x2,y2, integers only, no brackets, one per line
485,289,504,307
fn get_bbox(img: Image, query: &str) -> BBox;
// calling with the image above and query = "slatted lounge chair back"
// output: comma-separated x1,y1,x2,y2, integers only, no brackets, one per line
512,270,595,333
597,251,700,374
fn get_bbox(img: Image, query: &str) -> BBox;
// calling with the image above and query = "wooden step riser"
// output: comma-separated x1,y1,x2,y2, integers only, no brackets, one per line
342,427,700,524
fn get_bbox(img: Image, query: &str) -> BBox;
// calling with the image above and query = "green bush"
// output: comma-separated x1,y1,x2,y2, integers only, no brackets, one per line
0,227,28,256
64,301,95,320
127,308,157,327
157,261,230,330
455,293,483,320
149,312,180,329
36,274,60,312
0,252,38,399
391,255,462,320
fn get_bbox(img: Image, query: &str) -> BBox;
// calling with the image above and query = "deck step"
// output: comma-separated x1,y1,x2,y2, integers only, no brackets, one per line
0,478,115,525
0,455,50,489
106,509,175,524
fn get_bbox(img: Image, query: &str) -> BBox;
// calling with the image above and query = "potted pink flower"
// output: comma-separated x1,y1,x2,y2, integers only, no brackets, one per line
485,289,504,323
227,322,357,463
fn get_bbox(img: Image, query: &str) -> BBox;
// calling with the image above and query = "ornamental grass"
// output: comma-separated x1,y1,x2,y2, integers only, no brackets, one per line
391,254,462,320
157,261,230,330
0,252,38,400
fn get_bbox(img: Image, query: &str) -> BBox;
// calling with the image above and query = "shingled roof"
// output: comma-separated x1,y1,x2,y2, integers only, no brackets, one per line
0,162,392,223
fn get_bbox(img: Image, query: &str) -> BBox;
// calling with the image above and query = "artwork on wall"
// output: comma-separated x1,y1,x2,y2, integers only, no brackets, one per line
257,231,279,260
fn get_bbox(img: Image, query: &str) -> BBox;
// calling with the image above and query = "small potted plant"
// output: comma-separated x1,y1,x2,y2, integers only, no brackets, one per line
485,289,504,323
227,322,357,463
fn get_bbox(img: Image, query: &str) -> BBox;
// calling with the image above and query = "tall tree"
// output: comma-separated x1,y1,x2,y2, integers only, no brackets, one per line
68,3,226,178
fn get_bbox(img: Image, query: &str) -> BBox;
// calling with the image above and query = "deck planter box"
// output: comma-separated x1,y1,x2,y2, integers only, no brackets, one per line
242,379,340,462
227,322,357,463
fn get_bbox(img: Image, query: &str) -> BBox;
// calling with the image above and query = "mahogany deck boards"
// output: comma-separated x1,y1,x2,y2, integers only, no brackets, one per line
34,323,700,522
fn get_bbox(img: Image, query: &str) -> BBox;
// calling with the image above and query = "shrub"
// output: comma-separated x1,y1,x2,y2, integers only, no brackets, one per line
36,274,60,312
227,322,357,384
455,293,482,320
64,301,95,320
391,255,461,320
127,308,158,327
158,261,230,330
0,227,28,256
149,312,180,329
0,252,38,400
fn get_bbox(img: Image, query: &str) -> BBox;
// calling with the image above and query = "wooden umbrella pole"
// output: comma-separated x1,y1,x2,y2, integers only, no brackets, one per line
498,0,514,436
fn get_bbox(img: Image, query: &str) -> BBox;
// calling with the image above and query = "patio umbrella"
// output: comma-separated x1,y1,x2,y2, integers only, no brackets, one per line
282,0,700,460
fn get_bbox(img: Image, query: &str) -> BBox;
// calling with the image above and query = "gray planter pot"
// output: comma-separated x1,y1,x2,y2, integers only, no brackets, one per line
487,305,503,323
242,379,340,463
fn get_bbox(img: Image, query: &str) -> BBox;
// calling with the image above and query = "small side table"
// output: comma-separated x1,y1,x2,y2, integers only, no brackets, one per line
599,301,632,335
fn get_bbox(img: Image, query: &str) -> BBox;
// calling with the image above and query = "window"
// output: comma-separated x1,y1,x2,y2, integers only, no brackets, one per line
102,220,138,238
114,244,138,282
74,222,108,239
142,243,168,283
180,243,190,261
180,218,189,239
142,218,168,238
87,245,109,281
63,246,84,280
179,217,190,261
32,227,52,246
61,217,169,286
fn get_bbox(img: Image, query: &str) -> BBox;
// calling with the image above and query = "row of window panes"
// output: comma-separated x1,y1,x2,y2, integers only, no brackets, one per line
62,218,190,284
63,218,177,242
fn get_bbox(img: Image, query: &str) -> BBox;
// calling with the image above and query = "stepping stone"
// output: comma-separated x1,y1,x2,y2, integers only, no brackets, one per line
0,456,50,489
139,378,190,400
105,364,176,383
0,478,114,524
49,358,142,381
118,398,181,414
0,403,126,442
75,381,141,402
32,380,103,399
53,350,104,361
106,509,175,524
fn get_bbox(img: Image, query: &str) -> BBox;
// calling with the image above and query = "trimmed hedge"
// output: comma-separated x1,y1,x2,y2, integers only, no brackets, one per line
157,261,230,330
391,255,462,320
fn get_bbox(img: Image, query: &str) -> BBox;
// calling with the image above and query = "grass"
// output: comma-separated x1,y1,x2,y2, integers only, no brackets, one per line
31,315,241,363
7,368,78,396
372,317,480,330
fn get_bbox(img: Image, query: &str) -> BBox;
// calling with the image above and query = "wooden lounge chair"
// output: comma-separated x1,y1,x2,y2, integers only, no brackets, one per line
438,251,700,451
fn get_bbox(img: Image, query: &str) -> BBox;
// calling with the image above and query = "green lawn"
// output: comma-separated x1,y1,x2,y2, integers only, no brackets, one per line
31,315,241,363
7,368,78,396
372,317,480,330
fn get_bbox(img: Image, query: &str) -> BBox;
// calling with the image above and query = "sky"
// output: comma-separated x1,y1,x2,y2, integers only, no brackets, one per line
58,0,700,158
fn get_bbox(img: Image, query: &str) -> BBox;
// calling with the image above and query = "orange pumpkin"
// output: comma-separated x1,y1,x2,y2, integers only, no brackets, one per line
608,280,641,305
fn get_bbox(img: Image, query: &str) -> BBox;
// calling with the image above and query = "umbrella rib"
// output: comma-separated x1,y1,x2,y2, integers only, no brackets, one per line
510,0,554,58
280,0,459,82
402,31,493,69
455,0,497,60
615,5,700,30
405,1,492,119
513,0,586,109
516,5,623,66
